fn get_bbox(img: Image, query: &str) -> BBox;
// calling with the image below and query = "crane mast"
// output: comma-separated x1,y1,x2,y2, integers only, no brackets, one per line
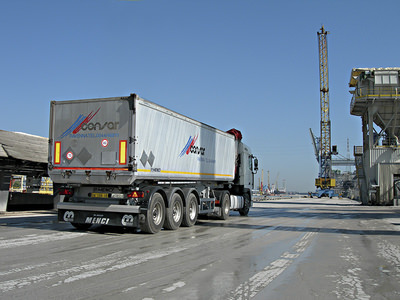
316,26,335,191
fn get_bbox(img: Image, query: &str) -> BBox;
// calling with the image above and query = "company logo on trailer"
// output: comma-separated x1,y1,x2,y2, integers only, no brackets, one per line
179,135,205,157
58,108,120,139
59,107,101,139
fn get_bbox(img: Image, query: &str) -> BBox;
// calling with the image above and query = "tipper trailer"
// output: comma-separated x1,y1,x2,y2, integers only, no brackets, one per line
49,93,258,233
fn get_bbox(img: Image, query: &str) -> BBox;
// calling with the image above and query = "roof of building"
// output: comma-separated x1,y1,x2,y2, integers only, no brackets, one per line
0,130,48,164
349,67,400,87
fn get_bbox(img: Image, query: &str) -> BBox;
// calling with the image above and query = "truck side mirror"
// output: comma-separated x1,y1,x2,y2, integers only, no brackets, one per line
254,157,258,172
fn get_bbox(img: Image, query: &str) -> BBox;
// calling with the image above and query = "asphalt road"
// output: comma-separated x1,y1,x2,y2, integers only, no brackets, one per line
1,197,400,300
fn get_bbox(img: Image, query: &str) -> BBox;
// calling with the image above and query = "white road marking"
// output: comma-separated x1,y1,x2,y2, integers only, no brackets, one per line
229,231,317,299
0,232,87,249
63,246,187,284
0,261,64,276
333,242,370,300
0,232,237,293
163,281,186,292
0,251,127,292
0,225,322,298
122,286,137,293
377,241,400,275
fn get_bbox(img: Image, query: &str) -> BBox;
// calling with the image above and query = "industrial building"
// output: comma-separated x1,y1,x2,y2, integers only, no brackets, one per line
350,68,400,205
0,130,54,212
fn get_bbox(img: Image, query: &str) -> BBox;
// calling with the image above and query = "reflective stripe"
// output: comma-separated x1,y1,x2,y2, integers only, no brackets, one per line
119,140,127,165
52,167,129,171
54,141,61,164
137,169,233,177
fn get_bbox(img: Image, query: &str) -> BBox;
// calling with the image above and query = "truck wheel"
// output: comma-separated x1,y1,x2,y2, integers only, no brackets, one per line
239,193,250,216
218,191,230,220
71,223,92,230
140,192,165,234
182,193,198,227
164,193,183,230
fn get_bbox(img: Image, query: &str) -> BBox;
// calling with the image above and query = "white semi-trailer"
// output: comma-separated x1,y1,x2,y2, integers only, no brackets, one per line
49,94,258,233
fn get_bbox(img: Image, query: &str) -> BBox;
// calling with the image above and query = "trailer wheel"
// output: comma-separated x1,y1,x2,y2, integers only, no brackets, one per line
164,193,183,230
218,191,230,220
71,223,92,230
239,193,250,216
140,192,165,234
182,193,198,227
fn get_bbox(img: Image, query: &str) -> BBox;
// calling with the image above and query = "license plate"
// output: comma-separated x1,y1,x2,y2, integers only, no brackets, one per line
91,193,109,198
111,193,124,199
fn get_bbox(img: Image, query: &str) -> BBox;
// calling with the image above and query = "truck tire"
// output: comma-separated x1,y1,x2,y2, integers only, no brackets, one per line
218,191,230,220
140,192,165,234
164,193,183,230
71,223,92,230
239,193,250,216
182,193,198,227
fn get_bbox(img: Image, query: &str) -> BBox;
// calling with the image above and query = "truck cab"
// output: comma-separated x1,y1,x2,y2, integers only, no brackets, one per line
236,143,258,190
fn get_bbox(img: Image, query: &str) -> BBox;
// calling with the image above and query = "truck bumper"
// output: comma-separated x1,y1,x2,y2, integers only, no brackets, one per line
57,202,141,227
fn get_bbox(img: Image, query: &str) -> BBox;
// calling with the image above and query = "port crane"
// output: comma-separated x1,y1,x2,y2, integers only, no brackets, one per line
312,26,336,198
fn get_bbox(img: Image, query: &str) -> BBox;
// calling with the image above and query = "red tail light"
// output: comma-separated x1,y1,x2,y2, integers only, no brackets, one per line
59,188,74,196
127,191,144,198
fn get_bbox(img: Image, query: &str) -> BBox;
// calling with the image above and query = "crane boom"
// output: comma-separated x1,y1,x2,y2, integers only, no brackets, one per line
309,128,319,162
316,26,335,190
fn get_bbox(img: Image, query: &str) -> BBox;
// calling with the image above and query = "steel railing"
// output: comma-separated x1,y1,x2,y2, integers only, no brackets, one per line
351,86,400,111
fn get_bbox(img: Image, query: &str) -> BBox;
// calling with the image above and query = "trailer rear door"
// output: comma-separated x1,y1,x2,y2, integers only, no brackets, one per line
49,97,133,185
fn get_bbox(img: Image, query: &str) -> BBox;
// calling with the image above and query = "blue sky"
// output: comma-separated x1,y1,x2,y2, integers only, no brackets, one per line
1,0,399,192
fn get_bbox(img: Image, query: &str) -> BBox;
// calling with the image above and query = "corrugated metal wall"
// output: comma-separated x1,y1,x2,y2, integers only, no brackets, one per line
367,148,400,165
365,148,400,205
378,163,400,205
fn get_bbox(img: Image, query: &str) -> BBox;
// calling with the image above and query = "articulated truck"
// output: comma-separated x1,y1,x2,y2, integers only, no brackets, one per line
49,94,258,233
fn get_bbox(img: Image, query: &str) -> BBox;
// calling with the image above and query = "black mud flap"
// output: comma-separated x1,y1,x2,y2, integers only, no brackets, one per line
58,209,139,227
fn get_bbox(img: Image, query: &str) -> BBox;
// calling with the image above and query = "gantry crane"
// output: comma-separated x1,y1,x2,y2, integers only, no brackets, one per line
315,26,335,197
